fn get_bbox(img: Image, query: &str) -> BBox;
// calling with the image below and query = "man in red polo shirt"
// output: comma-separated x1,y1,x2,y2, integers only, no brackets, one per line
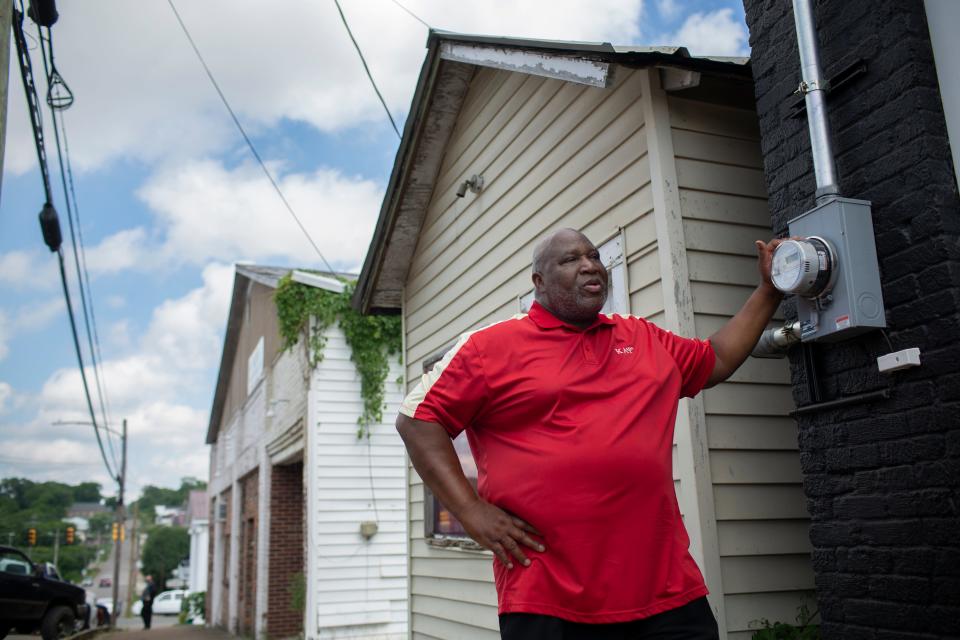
397,228,784,639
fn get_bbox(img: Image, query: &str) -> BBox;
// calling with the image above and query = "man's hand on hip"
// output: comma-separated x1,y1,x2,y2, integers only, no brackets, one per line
458,499,545,569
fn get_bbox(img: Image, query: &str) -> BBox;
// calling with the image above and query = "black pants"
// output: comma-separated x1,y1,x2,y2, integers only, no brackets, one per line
500,597,719,640
142,603,153,629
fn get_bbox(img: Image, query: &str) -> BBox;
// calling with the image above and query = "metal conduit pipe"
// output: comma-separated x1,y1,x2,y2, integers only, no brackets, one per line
793,0,840,204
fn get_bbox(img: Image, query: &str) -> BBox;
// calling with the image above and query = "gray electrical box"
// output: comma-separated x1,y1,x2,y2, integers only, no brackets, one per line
788,197,886,342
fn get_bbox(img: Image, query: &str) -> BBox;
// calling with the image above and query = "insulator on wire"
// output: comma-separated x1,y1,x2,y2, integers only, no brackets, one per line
39,202,62,251
28,0,58,27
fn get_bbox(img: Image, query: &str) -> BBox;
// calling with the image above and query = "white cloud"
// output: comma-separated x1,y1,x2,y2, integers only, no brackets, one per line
0,250,59,291
106,296,126,309
657,0,682,21
14,298,65,331
0,311,8,361
137,160,384,269
665,8,749,56
5,0,643,175
0,382,12,412
83,228,149,276
12,262,233,491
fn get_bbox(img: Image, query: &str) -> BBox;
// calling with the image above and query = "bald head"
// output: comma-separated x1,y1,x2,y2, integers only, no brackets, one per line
530,228,608,328
532,228,590,276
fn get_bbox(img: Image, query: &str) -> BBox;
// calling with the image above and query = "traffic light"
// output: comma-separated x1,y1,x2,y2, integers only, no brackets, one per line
28,528,37,546
111,522,118,541
120,524,125,542
66,527,75,544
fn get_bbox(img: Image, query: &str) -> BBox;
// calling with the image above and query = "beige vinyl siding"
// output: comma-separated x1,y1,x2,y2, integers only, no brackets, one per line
669,94,815,638
404,64,658,637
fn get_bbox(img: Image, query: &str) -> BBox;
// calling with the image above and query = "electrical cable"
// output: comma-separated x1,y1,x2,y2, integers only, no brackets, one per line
332,0,402,139
56,248,117,480
60,113,118,467
12,4,52,203
166,0,340,278
387,0,431,29
13,2,117,482
38,25,119,471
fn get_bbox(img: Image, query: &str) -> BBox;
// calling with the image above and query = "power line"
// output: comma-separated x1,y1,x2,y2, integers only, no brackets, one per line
37,25,119,472
58,113,119,469
387,0,431,30
166,0,340,277
332,0,402,139
12,3,117,482
55,247,117,480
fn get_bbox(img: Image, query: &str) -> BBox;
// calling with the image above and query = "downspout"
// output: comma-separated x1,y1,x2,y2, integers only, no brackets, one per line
793,0,840,204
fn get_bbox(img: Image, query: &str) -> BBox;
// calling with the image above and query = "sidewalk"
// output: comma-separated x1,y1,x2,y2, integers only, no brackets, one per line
106,626,231,640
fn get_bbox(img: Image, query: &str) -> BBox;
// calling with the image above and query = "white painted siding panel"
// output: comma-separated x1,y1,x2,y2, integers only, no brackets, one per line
671,96,812,638
310,325,407,640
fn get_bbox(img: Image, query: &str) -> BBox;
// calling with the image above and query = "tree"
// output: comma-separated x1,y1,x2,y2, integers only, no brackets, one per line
72,482,102,503
141,526,189,589
87,512,113,536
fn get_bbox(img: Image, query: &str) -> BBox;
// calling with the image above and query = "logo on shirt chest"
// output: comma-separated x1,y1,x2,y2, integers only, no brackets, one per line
614,346,634,355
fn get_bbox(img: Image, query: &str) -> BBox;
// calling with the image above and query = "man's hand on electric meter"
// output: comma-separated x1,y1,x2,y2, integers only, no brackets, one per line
458,499,545,569
755,237,785,291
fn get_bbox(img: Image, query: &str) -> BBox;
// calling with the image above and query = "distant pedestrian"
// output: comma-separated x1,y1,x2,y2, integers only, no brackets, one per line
141,575,158,629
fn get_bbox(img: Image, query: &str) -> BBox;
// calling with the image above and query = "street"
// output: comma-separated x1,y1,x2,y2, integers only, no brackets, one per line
8,519,181,639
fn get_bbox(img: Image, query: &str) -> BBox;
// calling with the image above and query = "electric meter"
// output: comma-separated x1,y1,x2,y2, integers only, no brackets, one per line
770,236,836,298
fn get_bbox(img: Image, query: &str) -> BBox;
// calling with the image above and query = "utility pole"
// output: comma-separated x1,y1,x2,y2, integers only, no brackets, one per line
52,529,60,567
0,0,12,200
110,418,127,627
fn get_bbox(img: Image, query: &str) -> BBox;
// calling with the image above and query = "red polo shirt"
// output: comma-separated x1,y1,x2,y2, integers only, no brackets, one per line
401,301,716,623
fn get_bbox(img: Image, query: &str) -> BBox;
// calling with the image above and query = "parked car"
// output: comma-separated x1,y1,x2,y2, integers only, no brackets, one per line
130,589,189,616
0,546,89,640
98,577,111,587
95,597,123,620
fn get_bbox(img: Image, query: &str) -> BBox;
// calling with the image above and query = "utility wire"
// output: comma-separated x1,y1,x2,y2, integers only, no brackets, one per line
38,26,118,472
166,0,339,277
59,113,118,467
12,3,117,482
387,0,431,29
332,0,402,139
56,248,117,480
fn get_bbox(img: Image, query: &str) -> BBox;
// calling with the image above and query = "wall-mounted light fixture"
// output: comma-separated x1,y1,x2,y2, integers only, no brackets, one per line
266,398,289,419
456,174,484,198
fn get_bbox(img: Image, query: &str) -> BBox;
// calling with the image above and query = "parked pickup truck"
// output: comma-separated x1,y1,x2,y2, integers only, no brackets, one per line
0,545,89,639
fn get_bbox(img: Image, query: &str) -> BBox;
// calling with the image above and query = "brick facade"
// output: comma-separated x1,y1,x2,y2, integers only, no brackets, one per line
218,487,232,629
267,461,305,639
238,470,259,636
742,1,960,637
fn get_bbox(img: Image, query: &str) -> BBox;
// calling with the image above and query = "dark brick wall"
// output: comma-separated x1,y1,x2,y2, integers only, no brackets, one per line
267,462,305,639
743,1,960,637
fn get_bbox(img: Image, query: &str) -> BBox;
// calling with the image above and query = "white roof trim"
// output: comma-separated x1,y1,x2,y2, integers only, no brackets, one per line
439,41,612,88
291,270,345,293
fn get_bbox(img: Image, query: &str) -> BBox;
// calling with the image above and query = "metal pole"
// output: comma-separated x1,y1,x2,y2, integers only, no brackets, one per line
110,419,127,627
53,529,59,567
0,0,12,201
792,0,840,204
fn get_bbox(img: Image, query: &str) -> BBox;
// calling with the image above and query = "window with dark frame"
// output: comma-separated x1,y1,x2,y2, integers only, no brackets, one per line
421,346,483,549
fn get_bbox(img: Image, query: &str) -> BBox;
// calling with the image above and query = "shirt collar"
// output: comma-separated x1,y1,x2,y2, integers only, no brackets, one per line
528,300,615,332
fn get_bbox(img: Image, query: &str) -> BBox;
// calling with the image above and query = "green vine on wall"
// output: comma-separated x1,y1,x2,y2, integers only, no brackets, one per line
274,275,402,438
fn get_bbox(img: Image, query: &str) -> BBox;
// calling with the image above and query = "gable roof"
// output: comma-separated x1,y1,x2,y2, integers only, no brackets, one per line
352,30,752,314
205,264,352,444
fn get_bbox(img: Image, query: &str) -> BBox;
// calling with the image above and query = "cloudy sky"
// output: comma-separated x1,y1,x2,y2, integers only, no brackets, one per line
0,0,750,499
